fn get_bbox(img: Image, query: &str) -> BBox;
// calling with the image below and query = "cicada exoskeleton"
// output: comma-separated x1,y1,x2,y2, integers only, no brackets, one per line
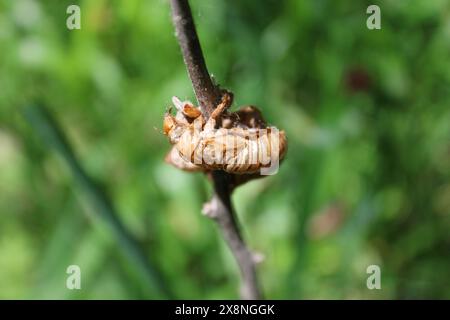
163,92,287,179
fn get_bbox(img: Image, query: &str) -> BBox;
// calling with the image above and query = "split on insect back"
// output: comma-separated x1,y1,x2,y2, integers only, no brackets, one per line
163,90,287,187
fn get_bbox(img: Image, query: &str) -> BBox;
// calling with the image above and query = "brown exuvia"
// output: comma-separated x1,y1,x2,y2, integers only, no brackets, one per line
163,91,287,175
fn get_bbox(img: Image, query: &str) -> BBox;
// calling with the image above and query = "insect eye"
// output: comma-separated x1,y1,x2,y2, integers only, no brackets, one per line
183,104,202,119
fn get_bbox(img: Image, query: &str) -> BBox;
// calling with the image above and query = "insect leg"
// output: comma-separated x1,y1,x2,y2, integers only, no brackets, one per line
172,96,184,111
203,91,233,131
210,91,233,120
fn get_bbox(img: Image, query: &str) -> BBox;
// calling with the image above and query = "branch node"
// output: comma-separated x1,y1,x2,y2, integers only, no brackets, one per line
252,251,265,264
202,198,219,219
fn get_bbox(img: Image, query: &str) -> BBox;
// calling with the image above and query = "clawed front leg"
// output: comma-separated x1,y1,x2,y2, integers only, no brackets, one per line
210,91,233,119
204,91,233,130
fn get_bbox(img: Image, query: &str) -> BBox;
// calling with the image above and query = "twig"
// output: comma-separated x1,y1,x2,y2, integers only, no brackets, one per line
170,0,219,117
170,0,261,299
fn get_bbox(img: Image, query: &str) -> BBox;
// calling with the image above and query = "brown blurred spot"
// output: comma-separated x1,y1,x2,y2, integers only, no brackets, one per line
307,203,345,240
344,67,371,93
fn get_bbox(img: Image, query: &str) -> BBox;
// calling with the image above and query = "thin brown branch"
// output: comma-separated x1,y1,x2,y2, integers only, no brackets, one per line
170,0,219,117
169,0,262,299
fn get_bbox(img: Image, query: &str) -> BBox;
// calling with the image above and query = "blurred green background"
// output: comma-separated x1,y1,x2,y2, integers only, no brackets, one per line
1,0,449,299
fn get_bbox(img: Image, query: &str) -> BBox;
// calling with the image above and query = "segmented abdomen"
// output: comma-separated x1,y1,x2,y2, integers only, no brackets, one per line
174,127,287,174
